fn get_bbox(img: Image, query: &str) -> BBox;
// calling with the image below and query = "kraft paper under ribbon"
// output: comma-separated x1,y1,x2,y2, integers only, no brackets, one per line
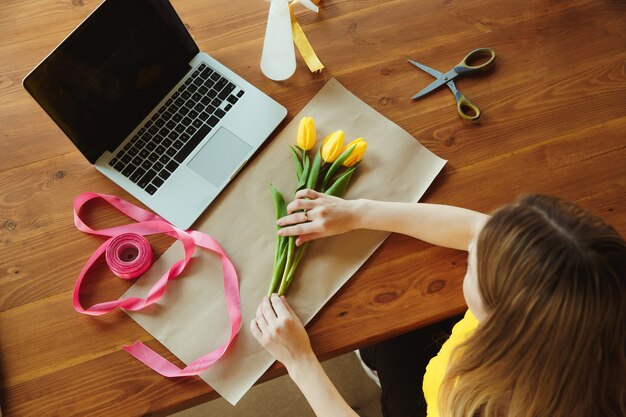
105,233,153,279
122,78,447,404
72,192,242,377
290,0,324,73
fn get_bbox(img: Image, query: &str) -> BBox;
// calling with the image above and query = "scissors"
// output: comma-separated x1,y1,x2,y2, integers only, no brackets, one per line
409,48,496,122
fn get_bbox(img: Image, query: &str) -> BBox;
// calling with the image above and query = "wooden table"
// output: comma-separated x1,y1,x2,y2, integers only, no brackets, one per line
1,0,625,415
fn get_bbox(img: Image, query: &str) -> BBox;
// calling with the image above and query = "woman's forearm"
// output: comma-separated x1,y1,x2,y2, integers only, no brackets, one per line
353,200,489,251
278,190,489,249
287,354,359,417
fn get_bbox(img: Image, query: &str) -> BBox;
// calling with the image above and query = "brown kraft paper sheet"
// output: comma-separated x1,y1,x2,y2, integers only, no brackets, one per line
123,78,447,404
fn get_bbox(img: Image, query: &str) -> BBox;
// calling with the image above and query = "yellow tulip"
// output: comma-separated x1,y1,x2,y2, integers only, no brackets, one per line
342,138,368,167
321,130,344,163
297,117,316,150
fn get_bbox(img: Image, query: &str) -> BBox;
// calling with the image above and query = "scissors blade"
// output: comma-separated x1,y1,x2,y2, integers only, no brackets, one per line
411,68,459,100
446,79,461,99
408,60,443,78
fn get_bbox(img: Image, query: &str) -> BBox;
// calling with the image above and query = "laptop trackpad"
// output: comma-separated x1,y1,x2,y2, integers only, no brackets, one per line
187,127,252,187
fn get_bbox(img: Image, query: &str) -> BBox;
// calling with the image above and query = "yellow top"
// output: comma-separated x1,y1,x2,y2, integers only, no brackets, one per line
422,310,479,417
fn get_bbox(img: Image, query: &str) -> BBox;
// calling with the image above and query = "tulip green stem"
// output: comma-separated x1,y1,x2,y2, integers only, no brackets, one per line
277,236,296,295
277,242,308,296
268,245,288,295
279,241,307,295
286,243,307,279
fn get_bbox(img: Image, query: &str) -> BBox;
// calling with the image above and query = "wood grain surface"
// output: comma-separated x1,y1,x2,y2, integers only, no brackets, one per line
1,0,625,415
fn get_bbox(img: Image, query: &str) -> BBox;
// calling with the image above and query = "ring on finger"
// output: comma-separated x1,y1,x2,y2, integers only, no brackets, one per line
303,209,309,222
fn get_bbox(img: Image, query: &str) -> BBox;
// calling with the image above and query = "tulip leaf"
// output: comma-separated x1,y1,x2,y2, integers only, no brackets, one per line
290,146,303,181
325,166,357,197
269,183,288,252
322,144,355,191
269,183,290,295
297,153,310,190
306,148,322,190
270,183,288,222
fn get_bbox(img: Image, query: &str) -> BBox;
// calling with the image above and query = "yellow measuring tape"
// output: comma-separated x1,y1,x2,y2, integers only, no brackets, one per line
289,0,324,73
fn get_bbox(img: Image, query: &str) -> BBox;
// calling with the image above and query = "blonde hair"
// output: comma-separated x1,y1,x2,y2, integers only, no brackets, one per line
440,195,626,417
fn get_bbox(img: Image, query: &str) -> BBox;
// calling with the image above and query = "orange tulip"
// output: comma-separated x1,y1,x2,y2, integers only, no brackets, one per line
342,138,368,167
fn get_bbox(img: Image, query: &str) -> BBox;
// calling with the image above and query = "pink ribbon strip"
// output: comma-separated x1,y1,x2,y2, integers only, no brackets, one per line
73,192,242,377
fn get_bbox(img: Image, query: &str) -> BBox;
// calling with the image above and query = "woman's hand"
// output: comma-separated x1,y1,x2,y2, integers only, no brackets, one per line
251,294,359,417
250,294,315,370
276,189,359,246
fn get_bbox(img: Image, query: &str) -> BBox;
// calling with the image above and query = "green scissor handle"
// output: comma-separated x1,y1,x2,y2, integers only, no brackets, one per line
456,92,481,122
448,80,481,122
454,47,496,76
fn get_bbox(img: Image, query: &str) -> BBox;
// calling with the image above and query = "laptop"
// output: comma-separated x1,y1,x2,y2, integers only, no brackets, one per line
23,0,287,229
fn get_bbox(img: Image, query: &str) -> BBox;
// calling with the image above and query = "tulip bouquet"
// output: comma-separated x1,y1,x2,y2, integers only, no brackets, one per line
268,117,368,296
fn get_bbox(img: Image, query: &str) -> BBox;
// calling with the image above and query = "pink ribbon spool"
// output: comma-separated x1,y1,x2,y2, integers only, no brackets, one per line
105,233,153,279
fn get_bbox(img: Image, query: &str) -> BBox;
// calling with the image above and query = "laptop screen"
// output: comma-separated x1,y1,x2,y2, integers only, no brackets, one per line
23,0,199,163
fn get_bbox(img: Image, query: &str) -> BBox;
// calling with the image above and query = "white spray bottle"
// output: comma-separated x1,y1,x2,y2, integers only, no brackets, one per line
260,0,296,81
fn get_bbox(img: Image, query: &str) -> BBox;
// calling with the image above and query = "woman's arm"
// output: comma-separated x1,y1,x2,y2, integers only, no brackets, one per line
277,189,488,250
250,295,358,417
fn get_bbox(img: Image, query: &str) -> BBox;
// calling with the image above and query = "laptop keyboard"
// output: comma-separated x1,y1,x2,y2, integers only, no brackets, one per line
108,63,245,196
